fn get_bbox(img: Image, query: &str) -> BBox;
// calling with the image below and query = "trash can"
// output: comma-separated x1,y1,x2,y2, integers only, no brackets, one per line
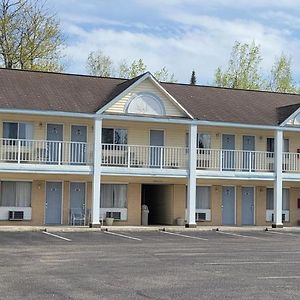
141,204,149,226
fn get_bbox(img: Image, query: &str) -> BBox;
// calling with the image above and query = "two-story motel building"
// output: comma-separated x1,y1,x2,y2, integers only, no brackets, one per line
0,68,300,228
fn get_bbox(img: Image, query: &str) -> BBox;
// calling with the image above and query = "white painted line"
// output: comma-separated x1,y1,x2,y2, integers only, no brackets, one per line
103,231,142,241
161,231,208,241
205,261,300,265
268,231,300,237
257,276,300,280
42,231,72,242
217,231,264,240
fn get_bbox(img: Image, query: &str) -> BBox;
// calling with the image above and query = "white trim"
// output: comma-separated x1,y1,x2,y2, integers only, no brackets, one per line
0,108,94,119
97,72,193,118
280,106,300,127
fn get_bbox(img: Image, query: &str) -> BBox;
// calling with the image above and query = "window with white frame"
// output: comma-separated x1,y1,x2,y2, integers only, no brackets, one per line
3,122,33,140
0,181,32,207
100,184,127,220
195,186,211,221
266,138,289,152
186,133,211,148
266,187,290,222
102,128,128,145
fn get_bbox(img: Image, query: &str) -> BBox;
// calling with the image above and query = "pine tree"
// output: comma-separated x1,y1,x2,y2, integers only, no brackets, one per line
190,70,196,85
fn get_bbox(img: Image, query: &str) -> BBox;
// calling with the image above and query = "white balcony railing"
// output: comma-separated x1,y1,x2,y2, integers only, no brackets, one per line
0,138,92,165
1,139,300,174
102,144,188,169
196,149,275,172
283,152,300,173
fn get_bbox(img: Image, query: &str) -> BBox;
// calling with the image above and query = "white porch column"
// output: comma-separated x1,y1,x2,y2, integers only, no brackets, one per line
273,129,283,228
186,124,197,228
91,118,102,226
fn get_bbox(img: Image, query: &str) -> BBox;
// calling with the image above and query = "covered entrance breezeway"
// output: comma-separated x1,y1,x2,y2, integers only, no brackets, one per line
142,184,175,225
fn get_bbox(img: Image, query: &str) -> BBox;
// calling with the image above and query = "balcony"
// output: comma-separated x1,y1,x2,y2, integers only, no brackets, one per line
0,139,300,177
102,144,188,169
196,149,275,172
0,138,92,171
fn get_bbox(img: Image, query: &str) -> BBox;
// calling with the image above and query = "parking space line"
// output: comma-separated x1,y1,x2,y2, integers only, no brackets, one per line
257,276,300,280
103,231,142,241
42,231,72,242
268,231,300,238
217,231,265,240
205,261,300,265
161,231,208,241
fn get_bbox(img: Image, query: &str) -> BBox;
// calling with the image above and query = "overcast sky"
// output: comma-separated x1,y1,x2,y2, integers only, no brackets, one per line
50,0,300,84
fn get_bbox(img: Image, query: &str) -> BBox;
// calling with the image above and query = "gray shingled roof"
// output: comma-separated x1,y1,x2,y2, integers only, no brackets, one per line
0,68,300,126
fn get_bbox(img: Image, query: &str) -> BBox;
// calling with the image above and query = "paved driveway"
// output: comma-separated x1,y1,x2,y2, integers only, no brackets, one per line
0,229,299,299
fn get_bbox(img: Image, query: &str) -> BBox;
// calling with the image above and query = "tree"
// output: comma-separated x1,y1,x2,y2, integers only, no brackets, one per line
190,70,196,85
86,50,114,77
0,0,64,71
154,66,176,82
268,54,296,93
214,41,263,90
86,50,176,82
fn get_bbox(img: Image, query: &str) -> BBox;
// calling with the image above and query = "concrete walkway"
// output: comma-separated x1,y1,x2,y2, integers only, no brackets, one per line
0,225,300,233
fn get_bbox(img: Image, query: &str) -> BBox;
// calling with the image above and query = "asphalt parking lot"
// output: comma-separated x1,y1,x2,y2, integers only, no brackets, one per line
0,229,300,300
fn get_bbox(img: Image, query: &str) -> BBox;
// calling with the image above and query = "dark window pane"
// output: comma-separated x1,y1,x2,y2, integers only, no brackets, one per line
3,122,18,139
102,128,114,144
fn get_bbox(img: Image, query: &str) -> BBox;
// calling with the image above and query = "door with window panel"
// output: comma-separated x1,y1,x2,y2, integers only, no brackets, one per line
47,124,63,164
71,125,87,164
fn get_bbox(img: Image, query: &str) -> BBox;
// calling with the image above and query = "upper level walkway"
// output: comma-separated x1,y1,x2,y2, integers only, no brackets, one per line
1,138,299,180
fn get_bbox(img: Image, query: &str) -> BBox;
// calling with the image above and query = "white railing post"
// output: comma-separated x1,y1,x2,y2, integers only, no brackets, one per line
91,118,102,227
219,149,223,171
160,147,163,169
17,140,21,163
249,151,252,172
127,146,131,168
58,142,62,165
273,130,283,228
186,124,197,228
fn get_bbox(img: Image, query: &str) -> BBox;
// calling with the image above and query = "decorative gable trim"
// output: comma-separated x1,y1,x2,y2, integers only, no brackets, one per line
280,106,300,127
97,72,193,119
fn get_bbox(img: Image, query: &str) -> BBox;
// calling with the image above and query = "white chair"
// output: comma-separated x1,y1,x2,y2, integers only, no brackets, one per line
70,208,85,226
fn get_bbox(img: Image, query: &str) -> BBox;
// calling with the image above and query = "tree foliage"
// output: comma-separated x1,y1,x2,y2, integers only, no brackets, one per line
268,54,296,93
154,66,176,82
86,50,176,82
214,41,262,90
190,70,196,85
214,41,298,93
86,50,114,77
0,0,64,71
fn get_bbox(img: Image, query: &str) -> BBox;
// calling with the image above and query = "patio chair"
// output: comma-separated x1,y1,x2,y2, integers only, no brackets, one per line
70,208,86,226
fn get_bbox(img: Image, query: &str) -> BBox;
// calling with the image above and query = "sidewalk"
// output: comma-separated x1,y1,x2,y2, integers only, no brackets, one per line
0,225,300,233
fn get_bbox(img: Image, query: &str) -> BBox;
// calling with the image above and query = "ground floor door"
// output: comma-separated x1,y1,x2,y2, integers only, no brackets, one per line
241,187,255,225
70,182,86,224
45,182,62,225
222,186,235,225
